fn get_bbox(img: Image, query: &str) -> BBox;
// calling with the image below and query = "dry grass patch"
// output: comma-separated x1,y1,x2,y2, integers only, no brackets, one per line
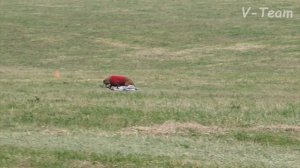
121,122,300,136
69,160,106,168
128,42,266,61
94,38,140,49
121,121,223,136
15,157,33,168
41,128,70,136
251,125,300,132
222,43,266,51
171,43,266,56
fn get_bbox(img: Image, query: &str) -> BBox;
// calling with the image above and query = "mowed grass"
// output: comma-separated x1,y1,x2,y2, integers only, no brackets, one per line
0,0,299,167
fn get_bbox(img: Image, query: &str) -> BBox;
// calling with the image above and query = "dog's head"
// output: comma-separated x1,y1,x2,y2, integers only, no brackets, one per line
103,78,111,88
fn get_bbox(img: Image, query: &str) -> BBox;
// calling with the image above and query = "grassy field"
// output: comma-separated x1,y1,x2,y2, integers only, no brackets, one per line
0,0,299,167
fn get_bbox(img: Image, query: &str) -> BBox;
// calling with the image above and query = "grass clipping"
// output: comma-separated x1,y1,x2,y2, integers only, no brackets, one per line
121,121,222,136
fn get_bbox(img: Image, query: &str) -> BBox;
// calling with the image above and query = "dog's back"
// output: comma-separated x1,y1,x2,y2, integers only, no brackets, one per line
103,75,134,87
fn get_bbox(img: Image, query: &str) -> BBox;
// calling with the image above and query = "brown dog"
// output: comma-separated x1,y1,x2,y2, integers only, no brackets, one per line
103,75,134,89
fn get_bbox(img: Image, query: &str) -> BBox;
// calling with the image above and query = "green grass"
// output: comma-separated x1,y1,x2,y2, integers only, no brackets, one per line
0,145,175,168
0,0,299,167
234,132,300,147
